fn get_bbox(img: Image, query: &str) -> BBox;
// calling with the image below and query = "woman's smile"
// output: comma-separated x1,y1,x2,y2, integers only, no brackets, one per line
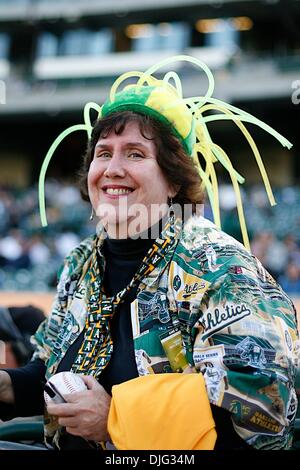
87,120,174,237
101,184,135,199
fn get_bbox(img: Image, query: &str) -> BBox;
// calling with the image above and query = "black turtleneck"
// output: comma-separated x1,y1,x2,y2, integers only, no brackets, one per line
97,234,156,391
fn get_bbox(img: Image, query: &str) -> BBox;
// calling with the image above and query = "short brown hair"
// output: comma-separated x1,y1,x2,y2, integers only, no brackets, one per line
78,111,203,210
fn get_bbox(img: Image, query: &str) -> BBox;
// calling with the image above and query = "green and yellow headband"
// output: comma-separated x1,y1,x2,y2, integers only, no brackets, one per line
102,84,196,156
39,55,292,250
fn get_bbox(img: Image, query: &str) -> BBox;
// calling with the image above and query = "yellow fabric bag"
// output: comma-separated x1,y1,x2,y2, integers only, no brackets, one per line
108,373,216,450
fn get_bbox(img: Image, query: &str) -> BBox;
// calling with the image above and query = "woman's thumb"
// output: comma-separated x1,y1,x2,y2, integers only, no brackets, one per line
79,374,98,390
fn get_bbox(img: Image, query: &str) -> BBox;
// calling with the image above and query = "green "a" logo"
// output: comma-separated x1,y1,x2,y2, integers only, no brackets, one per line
173,275,181,291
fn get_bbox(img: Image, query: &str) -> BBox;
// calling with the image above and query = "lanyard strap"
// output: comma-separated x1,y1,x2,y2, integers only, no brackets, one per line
71,216,179,377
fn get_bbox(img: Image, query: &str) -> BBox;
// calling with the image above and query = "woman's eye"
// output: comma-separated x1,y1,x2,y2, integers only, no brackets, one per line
128,152,144,160
97,152,111,159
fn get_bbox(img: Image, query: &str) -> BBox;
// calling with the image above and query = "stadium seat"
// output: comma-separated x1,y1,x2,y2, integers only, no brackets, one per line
0,417,45,449
0,419,44,442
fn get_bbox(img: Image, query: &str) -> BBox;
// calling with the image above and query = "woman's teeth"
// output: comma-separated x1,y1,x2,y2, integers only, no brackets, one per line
105,188,132,195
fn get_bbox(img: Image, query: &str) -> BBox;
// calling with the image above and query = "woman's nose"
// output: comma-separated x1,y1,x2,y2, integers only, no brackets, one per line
103,155,126,178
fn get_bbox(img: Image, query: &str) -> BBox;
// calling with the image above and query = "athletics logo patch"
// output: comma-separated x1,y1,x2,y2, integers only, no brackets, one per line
202,303,251,339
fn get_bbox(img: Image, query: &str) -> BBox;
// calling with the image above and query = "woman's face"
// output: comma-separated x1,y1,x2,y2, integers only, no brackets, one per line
88,120,175,238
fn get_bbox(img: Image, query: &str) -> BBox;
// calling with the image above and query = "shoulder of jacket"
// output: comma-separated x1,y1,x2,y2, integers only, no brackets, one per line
181,215,245,252
178,215,263,277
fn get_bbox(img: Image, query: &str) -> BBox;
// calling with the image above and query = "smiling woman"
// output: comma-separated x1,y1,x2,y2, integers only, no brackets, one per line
80,111,203,239
0,56,298,451
87,119,175,238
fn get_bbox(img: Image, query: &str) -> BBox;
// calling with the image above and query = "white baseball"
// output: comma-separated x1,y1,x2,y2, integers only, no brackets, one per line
44,371,87,405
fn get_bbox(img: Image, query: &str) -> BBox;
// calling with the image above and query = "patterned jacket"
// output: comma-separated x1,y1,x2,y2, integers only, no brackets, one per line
32,215,299,449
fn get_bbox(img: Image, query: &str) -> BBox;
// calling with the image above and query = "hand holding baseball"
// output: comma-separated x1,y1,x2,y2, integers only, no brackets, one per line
46,374,111,443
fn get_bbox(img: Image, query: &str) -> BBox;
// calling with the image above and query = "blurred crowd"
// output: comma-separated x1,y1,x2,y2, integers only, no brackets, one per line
219,184,300,296
0,181,300,295
0,180,92,291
